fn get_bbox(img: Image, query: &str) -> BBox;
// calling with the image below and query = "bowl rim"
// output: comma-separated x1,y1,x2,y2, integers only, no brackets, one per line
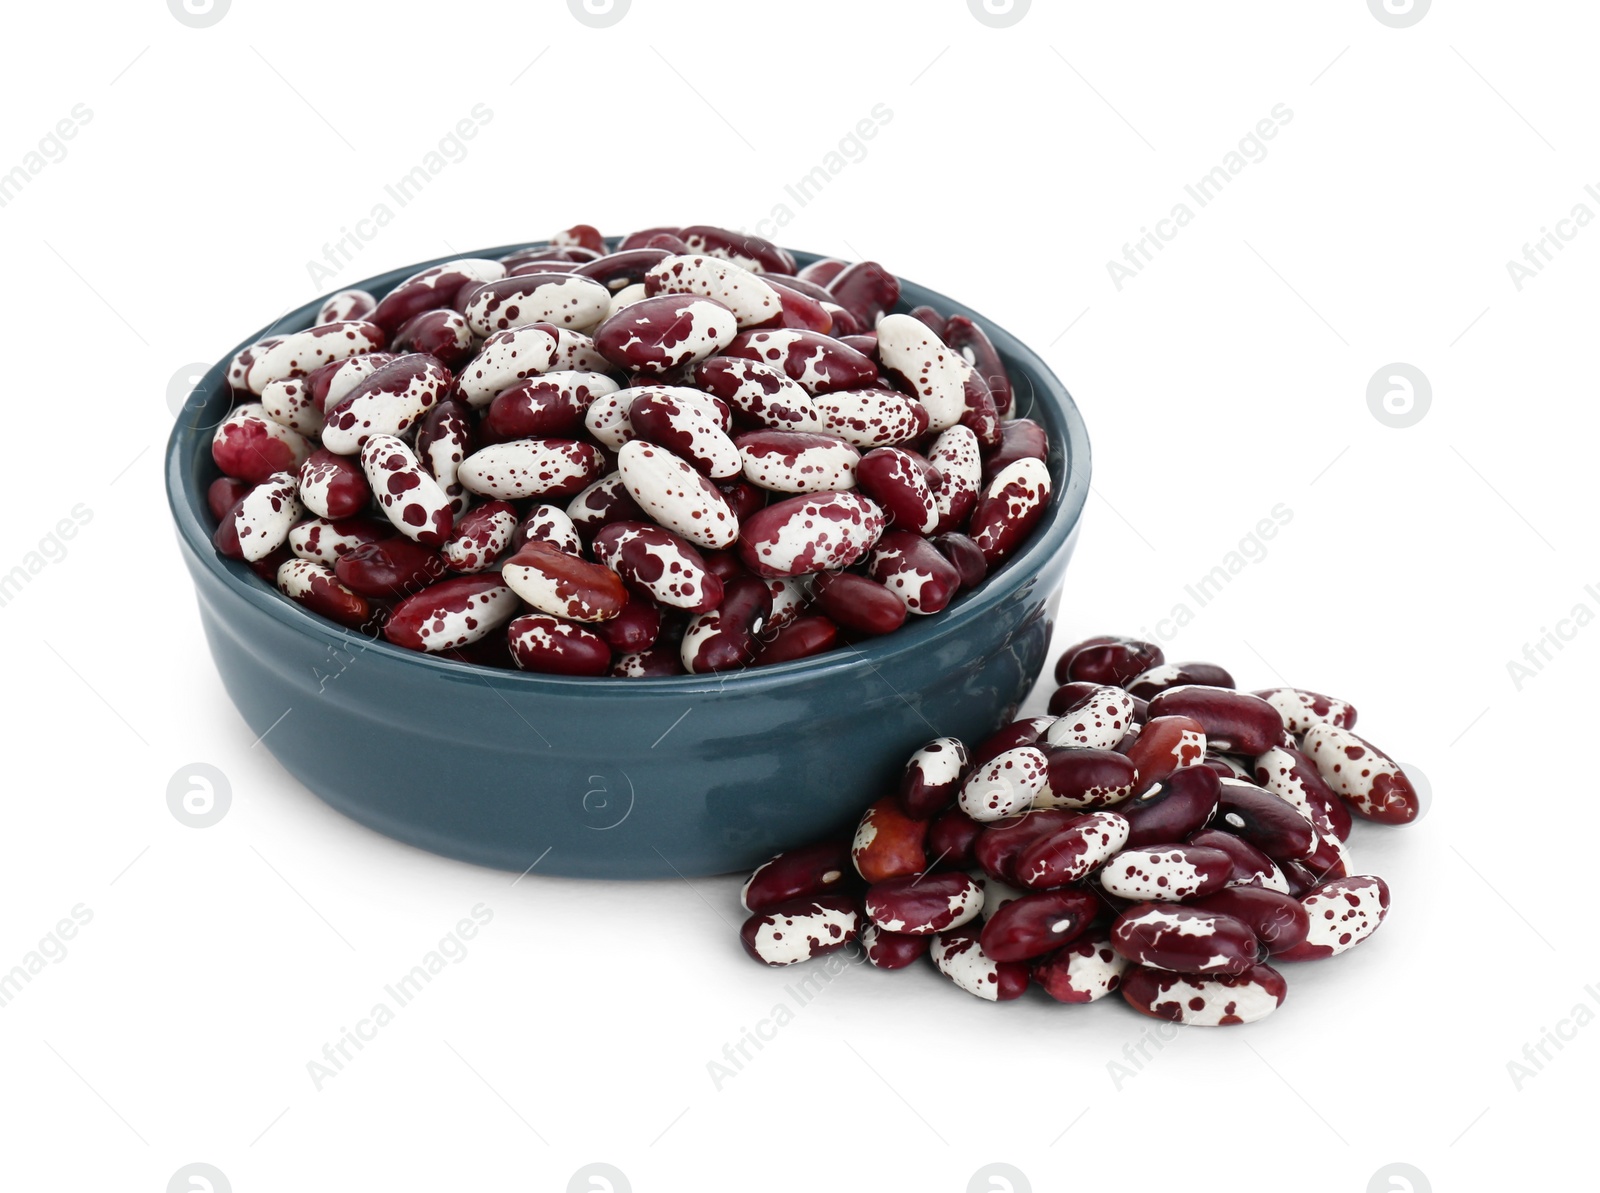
165,240,1091,694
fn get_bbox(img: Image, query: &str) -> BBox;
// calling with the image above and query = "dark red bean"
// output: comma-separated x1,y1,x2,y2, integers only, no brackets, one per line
979,888,1100,962
739,895,859,966
1215,778,1316,861
1065,638,1165,687
971,717,1054,767
925,806,984,868
983,418,1048,475
1122,715,1208,795
1040,747,1139,810
908,305,945,333
898,738,971,820
862,926,931,969
392,309,474,368
796,258,846,286
484,377,592,441
679,225,797,275
825,261,900,328
741,841,854,913
852,796,929,883
751,614,838,665
334,538,447,599
506,612,612,675
574,248,672,291
618,226,680,250
865,872,983,935
1186,828,1287,891
973,810,1082,883
1187,887,1310,956
1120,765,1222,849
1146,686,1284,756
930,532,987,590
1111,903,1260,975
207,477,251,522
594,595,661,654
812,571,907,636
681,574,771,673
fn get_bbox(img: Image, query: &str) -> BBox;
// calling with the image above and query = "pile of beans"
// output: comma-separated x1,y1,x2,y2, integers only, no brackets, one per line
204,224,1054,676
737,636,1419,1026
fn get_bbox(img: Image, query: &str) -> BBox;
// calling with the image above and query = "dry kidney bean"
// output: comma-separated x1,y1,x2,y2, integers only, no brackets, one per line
459,438,606,501
898,737,971,820
1146,686,1283,756
931,931,1030,1001
983,419,1048,479
370,259,504,334
243,322,386,393
1061,637,1164,687
502,542,627,623
959,747,1051,822
297,449,370,520
1016,812,1130,889
646,254,783,328
591,520,722,612
800,566,902,633
461,273,611,336
507,612,612,675
213,404,312,484
514,503,583,556
1186,828,1290,894
360,435,454,546
927,806,984,868
485,372,617,442
261,376,323,436
617,440,740,550
335,538,446,598
216,472,302,562
414,399,476,515
752,615,838,665
208,477,251,522
1122,715,1206,795
1186,886,1310,955
1205,753,1253,780
908,305,945,333
1253,687,1357,733
1037,747,1138,810
309,353,396,416
1121,765,1220,848
973,809,1080,883
322,354,451,455
931,531,986,590
441,500,517,573
1253,743,1353,842
567,473,644,538
595,595,661,654
741,841,854,913
1127,662,1236,699
610,641,687,677
1299,724,1419,825
969,457,1052,566
875,313,970,432
678,225,795,275
855,447,938,533
811,388,929,448
385,576,519,653
740,896,859,967
681,574,771,672
943,314,1014,419
724,329,879,395
1215,777,1316,861
927,425,982,533
1044,686,1138,751
1111,903,1259,975
978,888,1099,962
629,389,741,479
735,430,858,493
1032,934,1129,1003
862,925,932,970
693,355,823,432
595,293,738,375
575,248,672,291
276,558,376,630
1099,844,1233,902
1121,963,1287,1026
826,261,900,328
865,872,983,935
797,257,846,286
851,797,928,883
738,491,884,578
318,289,376,324
1273,875,1389,960
865,530,960,615
392,309,474,368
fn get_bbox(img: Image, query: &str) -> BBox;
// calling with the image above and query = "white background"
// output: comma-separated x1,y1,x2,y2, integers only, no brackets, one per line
2,1,1595,1190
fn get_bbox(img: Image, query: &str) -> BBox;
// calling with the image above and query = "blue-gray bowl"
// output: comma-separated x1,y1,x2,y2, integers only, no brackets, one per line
165,243,1091,879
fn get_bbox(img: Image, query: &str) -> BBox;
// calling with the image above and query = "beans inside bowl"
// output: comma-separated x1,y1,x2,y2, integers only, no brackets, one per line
204,223,1054,678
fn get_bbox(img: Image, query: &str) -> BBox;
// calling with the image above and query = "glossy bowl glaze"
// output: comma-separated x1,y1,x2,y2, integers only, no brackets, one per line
166,243,1091,878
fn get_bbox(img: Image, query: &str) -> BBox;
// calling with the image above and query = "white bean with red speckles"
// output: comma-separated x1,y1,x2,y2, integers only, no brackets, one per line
442,502,518,573
245,321,385,393
456,325,558,407
261,377,323,436
516,503,583,555
958,747,1049,822
646,254,782,328
1045,686,1138,750
232,472,302,562
812,388,928,448
615,439,740,549
318,289,376,324
287,517,381,565
360,435,454,546
457,439,603,502
875,313,970,432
